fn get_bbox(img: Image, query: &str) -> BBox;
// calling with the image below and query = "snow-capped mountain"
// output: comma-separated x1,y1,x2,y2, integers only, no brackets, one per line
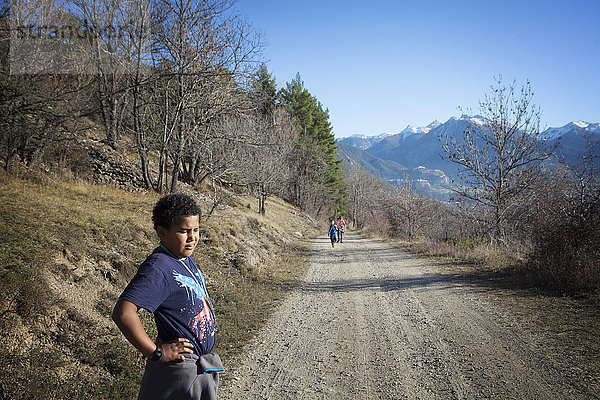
340,120,443,151
339,117,471,153
397,120,442,139
543,121,600,141
544,121,600,165
341,132,394,150
338,116,599,201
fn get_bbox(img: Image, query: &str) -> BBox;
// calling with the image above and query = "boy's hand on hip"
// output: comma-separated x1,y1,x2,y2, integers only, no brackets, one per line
160,338,194,362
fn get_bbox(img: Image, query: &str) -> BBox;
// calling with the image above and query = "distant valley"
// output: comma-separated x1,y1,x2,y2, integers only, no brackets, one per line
337,116,600,201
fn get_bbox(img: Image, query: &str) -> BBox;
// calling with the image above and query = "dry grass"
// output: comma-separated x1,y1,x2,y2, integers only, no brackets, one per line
0,170,318,399
388,237,521,270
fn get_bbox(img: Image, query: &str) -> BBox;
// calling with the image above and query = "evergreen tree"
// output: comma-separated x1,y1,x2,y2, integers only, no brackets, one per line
252,64,278,116
279,73,347,216
280,73,315,134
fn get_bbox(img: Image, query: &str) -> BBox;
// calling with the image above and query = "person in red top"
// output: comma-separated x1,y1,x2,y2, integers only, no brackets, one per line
336,216,346,243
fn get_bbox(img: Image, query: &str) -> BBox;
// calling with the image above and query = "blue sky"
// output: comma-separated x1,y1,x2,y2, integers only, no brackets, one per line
234,0,600,138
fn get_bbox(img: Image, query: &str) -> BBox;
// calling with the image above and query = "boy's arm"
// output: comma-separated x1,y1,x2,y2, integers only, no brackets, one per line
112,298,192,362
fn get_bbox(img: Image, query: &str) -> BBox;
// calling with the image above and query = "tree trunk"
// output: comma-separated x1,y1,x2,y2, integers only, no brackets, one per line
259,183,266,215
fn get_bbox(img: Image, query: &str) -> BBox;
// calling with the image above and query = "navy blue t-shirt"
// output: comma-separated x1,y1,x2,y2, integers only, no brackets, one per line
120,246,217,356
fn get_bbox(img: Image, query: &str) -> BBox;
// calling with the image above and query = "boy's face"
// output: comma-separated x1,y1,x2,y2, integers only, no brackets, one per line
156,215,200,259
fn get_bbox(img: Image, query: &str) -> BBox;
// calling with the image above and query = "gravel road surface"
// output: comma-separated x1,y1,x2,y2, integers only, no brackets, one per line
220,231,599,399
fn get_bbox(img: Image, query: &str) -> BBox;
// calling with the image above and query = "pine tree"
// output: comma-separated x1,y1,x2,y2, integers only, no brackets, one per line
252,64,278,116
279,73,347,216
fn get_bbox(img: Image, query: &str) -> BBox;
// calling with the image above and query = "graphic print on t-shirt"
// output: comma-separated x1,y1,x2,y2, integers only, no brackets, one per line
172,270,215,342
173,271,205,305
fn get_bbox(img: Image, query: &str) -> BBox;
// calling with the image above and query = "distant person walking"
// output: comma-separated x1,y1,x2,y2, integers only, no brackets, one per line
336,216,346,243
328,220,338,248
112,193,223,400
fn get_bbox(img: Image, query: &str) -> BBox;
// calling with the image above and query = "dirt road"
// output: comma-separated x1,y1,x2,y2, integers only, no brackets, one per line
220,231,600,399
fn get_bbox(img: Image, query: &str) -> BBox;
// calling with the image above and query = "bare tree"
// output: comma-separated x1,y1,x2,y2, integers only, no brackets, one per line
386,181,437,240
260,108,302,213
180,70,256,186
345,162,382,229
150,0,261,193
71,0,136,149
559,138,600,225
0,0,90,170
440,76,555,243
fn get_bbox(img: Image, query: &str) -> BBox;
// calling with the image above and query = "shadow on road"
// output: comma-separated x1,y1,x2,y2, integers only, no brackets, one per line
300,273,487,293
311,248,417,263
298,270,550,301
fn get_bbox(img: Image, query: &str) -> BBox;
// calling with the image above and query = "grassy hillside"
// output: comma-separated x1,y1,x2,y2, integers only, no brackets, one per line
0,169,319,399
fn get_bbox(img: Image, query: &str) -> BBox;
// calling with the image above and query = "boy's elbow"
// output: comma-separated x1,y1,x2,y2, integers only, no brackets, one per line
112,298,140,324
112,300,122,325
112,298,129,326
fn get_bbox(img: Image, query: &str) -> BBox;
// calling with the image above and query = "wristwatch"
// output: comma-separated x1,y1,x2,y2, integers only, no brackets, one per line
150,344,163,362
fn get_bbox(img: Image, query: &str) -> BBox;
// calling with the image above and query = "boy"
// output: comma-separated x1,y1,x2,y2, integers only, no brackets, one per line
112,193,223,400
328,220,338,247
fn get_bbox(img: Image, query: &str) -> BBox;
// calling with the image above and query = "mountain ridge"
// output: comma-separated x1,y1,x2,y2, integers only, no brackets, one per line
340,118,600,147
338,117,600,201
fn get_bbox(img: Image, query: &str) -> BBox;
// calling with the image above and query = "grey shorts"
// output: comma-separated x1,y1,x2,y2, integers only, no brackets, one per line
138,353,223,400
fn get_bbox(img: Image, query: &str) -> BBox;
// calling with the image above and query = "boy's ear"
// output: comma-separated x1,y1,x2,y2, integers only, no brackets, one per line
156,225,167,240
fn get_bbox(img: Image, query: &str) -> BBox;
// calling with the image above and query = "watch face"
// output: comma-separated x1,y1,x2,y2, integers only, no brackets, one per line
152,346,162,361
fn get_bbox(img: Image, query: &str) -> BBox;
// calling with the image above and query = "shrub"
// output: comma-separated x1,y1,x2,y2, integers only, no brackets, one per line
525,168,600,294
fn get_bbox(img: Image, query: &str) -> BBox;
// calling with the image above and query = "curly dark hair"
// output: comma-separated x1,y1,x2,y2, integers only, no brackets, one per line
152,193,201,229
